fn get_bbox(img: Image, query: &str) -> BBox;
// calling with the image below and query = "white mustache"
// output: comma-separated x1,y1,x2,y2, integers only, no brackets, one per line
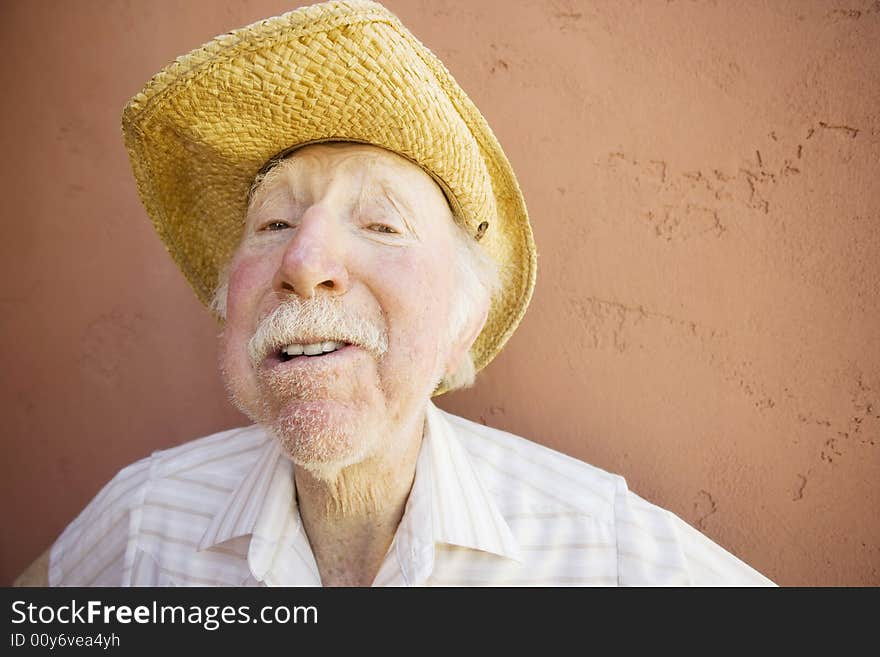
247,297,388,367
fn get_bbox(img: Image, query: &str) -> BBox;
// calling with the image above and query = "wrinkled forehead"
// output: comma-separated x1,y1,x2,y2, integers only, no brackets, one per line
248,142,454,215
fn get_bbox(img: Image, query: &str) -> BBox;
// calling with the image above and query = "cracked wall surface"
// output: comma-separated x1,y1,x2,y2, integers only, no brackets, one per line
1,0,878,585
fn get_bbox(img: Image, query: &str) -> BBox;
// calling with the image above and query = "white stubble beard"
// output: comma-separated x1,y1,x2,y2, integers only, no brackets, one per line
217,294,451,517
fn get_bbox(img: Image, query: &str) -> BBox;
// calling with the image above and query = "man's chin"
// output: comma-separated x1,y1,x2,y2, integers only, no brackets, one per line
267,399,380,477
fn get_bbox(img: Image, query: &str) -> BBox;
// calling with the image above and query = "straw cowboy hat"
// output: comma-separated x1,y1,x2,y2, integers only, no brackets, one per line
122,0,536,392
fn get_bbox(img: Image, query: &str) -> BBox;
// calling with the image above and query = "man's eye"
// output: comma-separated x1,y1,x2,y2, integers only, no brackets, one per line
367,223,398,234
259,221,290,231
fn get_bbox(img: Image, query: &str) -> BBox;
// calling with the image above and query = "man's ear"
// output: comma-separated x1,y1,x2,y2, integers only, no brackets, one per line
444,296,490,379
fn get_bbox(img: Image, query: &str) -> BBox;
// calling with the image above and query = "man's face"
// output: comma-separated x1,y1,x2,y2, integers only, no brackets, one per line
219,143,465,476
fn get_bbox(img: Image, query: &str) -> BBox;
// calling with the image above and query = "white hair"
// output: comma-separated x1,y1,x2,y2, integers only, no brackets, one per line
439,219,500,391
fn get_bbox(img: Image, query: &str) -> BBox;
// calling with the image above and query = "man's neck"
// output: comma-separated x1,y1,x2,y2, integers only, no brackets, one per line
292,412,425,586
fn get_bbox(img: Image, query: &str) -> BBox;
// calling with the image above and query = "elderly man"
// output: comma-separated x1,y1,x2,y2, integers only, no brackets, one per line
16,0,772,587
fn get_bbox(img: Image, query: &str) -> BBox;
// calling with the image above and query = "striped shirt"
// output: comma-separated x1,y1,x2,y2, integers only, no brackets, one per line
49,402,774,586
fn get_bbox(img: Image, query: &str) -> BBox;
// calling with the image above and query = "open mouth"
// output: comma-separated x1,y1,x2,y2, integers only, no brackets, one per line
277,340,350,362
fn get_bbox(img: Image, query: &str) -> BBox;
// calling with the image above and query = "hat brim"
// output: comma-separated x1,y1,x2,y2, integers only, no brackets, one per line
122,0,536,395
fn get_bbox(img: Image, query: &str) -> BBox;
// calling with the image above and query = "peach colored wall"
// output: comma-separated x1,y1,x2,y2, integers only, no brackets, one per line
1,0,877,586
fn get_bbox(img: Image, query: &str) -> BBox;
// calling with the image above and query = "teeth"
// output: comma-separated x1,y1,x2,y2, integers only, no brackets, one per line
281,341,345,357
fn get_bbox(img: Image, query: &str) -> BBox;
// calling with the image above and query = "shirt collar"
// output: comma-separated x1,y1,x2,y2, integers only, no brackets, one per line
198,401,522,585
422,401,522,561
197,436,320,585
197,433,284,551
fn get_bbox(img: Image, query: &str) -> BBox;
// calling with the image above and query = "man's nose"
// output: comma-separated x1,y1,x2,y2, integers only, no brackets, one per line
272,206,350,299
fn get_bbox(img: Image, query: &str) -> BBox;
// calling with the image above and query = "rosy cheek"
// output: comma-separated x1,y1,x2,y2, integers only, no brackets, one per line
225,256,270,324
378,256,453,357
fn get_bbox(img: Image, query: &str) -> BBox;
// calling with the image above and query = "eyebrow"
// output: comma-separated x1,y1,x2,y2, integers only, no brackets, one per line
246,189,295,228
247,163,301,220
380,181,422,237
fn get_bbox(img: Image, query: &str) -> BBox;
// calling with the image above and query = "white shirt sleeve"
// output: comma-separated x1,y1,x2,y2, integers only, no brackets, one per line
49,457,153,587
614,478,775,586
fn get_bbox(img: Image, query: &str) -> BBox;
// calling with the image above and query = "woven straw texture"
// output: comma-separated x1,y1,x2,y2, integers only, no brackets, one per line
122,0,536,392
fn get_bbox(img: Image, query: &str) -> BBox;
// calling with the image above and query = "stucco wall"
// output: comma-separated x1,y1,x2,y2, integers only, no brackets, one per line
1,0,877,586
